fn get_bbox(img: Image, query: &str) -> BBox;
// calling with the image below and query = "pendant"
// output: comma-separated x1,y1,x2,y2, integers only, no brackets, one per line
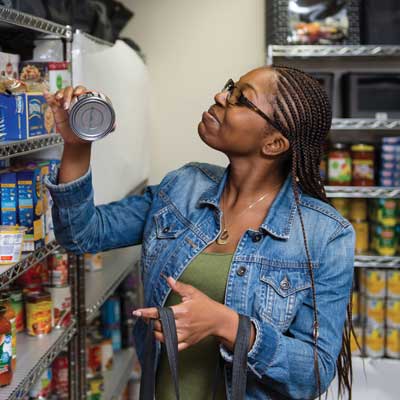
216,229,229,245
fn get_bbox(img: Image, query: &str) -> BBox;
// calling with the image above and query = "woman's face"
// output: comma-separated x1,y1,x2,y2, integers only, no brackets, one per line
198,67,280,158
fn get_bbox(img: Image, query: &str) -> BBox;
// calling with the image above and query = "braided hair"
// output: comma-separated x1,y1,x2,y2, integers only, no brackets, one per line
268,65,354,399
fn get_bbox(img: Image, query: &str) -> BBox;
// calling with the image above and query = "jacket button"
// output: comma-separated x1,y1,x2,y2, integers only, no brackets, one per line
237,266,247,276
252,233,262,242
162,227,170,233
280,277,290,290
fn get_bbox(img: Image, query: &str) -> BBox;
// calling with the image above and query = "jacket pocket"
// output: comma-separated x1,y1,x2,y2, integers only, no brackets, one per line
258,266,312,331
142,207,189,270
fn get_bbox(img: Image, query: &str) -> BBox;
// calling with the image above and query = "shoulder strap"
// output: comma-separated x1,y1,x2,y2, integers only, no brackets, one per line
139,307,180,400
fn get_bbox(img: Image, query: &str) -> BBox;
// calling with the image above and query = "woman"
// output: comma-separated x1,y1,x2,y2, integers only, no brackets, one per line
45,65,355,400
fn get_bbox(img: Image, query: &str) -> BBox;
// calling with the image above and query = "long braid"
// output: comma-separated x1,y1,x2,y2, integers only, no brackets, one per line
269,65,353,399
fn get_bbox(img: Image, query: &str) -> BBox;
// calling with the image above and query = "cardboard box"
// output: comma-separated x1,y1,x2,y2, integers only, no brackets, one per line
0,93,55,141
0,172,17,226
0,51,20,80
19,61,71,93
17,165,44,251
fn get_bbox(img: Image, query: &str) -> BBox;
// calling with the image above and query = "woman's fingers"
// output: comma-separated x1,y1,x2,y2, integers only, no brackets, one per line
73,85,87,96
63,86,74,110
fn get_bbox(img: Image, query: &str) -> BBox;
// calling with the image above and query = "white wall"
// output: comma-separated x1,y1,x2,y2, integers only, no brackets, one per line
120,0,266,184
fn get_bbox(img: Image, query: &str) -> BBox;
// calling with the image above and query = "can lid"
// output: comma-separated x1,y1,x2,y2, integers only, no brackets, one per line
331,143,348,150
351,144,375,152
69,95,115,141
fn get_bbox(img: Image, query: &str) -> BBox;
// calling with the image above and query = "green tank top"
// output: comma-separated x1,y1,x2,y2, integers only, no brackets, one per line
155,252,233,400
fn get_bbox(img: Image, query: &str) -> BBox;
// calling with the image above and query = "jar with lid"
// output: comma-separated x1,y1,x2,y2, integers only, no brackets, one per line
351,144,375,186
25,291,52,336
328,143,352,186
0,293,16,370
0,305,12,387
9,290,24,333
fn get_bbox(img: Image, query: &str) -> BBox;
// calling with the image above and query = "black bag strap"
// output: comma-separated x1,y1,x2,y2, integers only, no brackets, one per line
140,309,251,400
139,307,180,400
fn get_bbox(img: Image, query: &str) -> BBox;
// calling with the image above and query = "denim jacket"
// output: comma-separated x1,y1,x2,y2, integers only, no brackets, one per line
46,162,355,400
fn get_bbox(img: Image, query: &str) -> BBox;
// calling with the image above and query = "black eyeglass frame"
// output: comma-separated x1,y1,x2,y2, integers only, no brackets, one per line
222,79,282,132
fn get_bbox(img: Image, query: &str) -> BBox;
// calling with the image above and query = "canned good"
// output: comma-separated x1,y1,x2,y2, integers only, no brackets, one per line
101,339,113,372
386,327,400,359
87,333,102,378
352,291,359,322
29,367,52,399
0,293,16,370
52,352,69,399
101,296,120,326
352,221,369,254
47,250,69,286
331,198,350,219
84,253,103,272
9,290,24,333
25,291,52,336
374,199,398,226
16,261,44,287
365,325,385,358
87,375,104,400
350,325,363,356
48,286,71,328
386,298,400,328
0,226,26,264
364,269,386,298
374,224,398,256
349,198,368,221
362,296,385,326
69,91,116,141
387,270,400,299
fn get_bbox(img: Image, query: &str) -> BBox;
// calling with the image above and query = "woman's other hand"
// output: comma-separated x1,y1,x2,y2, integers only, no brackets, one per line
133,277,254,352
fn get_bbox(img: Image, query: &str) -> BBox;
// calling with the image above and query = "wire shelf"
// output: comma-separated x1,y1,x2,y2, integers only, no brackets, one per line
269,45,400,59
355,255,400,268
0,241,60,290
0,135,63,160
0,321,76,400
85,247,141,322
325,186,400,199
0,6,70,38
331,119,400,130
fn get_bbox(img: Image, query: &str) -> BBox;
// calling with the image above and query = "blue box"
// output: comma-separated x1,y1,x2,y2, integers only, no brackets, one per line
0,93,53,141
0,172,17,225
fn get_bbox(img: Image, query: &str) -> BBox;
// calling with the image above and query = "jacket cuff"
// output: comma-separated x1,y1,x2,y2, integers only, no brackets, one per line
219,317,280,379
45,167,93,208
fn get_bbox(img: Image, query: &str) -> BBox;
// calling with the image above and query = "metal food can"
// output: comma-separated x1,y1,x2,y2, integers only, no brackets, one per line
101,296,121,326
29,367,52,399
47,250,69,287
362,296,385,326
386,298,400,328
48,286,71,329
52,352,69,399
364,325,385,358
350,325,363,356
331,198,350,219
84,253,103,272
374,224,398,256
387,270,400,299
25,291,52,336
101,338,113,372
352,291,359,323
69,91,115,141
87,333,102,378
349,198,368,222
364,269,387,298
352,220,369,254
386,327,400,359
9,290,24,333
87,375,104,399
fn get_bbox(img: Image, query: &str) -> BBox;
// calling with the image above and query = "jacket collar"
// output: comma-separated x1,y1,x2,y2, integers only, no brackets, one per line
197,165,298,240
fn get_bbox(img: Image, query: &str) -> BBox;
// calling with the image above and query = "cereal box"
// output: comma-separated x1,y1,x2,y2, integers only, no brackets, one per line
0,172,17,225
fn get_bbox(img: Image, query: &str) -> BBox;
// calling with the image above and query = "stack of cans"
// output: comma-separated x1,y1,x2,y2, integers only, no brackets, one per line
379,137,400,187
352,268,400,358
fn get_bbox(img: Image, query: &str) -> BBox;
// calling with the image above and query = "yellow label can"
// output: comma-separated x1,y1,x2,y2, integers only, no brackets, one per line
365,325,385,358
386,327,400,359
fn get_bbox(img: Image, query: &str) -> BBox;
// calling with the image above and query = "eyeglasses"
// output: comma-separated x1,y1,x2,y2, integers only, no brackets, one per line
222,79,281,132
